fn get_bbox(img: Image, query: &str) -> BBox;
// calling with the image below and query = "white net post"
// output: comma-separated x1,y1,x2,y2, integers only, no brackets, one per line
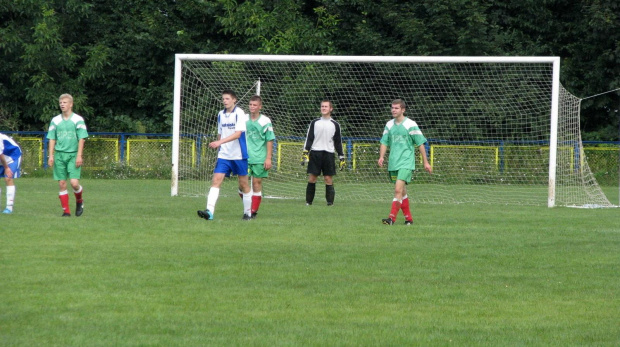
171,54,613,207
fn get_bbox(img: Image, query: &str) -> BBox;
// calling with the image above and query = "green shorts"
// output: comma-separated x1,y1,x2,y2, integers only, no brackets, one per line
388,169,412,184
53,151,82,180
248,163,269,178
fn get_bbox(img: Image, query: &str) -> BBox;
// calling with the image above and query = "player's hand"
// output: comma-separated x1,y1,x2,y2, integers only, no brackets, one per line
424,162,433,174
339,157,346,171
301,150,309,166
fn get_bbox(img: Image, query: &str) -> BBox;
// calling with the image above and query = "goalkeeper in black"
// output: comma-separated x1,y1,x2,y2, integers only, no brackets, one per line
301,99,345,206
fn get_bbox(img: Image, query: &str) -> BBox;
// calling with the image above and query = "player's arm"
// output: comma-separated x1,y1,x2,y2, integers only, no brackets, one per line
48,139,56,167
0,154,12,179
76,138,85,168
378,144,388,167
301,121,314,165
419,143,432,174
333,121,346,170
209,131,241,149
264,140,273,170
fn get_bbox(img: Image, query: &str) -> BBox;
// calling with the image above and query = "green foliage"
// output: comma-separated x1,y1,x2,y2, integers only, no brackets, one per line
1,0,618,138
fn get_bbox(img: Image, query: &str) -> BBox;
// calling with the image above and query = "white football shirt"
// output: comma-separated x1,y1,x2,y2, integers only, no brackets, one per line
217,106,248,160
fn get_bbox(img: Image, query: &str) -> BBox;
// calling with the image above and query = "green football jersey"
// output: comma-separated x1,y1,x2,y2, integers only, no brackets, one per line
380,117,427,171
246,114,275,164
46,113,89,153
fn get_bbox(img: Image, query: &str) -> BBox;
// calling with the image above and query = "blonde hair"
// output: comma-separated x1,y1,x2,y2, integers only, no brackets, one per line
59,93,73,102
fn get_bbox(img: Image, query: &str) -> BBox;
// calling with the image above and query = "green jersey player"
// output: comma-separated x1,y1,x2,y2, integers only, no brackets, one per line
245,95,275,218
47,94,89,217
378,99,432,225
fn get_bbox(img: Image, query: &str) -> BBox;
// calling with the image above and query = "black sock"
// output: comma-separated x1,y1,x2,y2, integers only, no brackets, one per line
306,182,316,204
326,184,335,205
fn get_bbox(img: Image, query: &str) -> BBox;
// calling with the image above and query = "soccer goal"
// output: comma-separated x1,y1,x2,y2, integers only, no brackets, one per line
171,54,614,208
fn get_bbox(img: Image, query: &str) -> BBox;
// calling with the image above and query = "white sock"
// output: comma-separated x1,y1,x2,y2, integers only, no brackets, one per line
242,191,252,216
73,185,82,194
6,185,15,211
206,187,220,213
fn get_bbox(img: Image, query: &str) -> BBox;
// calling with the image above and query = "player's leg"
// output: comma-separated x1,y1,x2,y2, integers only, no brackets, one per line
3,177,15,213
324,175,335,205
58,180,71,216
251,177,263,218
389,180,406,222
199,159,229,220
4,156,20,213
382,171,404,225
305,151,322,205
306,174,318,205
54,153,71,216
238,175,252,219
70,178,84,216
401,186,413,225
200,172,225,220
227,159,251,219
323,152,337,206
66,152,84,217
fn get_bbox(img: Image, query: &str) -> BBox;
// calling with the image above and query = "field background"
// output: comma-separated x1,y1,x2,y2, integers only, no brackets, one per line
1,178,619,346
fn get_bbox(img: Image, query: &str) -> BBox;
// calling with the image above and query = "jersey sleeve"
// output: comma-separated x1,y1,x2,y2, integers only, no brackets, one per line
380,124,390,146
235,110,248,132
332,120,344,157
304,120,316,151
46,120,57,140
264,122,275,142
76,118,88,139
409,122,427,147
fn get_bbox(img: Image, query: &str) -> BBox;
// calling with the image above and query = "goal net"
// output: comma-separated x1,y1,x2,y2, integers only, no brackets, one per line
172,55,614,208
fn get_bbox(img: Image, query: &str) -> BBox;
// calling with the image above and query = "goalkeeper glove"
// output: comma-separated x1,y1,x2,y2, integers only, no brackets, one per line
339,156,346,171
301,150,309,166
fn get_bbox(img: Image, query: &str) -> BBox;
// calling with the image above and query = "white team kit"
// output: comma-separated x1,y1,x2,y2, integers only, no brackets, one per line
0,133,22,177
217,106,248,160
0,133,21,214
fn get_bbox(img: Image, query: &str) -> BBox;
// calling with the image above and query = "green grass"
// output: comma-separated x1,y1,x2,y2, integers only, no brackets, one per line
1,179,619,346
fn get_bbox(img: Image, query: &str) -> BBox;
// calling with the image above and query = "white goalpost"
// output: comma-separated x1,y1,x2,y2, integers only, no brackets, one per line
171,54,614,208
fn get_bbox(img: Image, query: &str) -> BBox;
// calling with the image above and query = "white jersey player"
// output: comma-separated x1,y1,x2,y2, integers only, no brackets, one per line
198,89,252,221
0,133,22,213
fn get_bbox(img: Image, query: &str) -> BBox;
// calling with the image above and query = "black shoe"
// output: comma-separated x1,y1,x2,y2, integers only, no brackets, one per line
242,214,252,220
327,202,333,206
251,212,258,219
306,202,312,206
404,220,413,226
382,218,394,225
62,212,71,217
197,209,213,220
76,201,84,217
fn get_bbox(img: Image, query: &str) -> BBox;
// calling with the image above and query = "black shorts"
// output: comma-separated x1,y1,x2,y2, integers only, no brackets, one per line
307,150,337,176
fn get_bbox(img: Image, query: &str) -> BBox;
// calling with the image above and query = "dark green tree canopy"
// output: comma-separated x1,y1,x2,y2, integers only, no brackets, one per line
1,0,618,139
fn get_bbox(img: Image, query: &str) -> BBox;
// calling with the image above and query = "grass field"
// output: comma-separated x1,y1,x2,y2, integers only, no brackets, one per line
1,178,619,346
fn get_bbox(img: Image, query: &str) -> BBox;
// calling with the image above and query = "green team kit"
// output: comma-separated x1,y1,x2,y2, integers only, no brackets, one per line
47,113,89,179
246,114,275,177
380,117,427,183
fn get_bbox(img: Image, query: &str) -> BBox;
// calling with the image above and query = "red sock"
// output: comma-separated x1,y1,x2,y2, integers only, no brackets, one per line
401,196,412,221
389,200,402,222
251,195,262,213
59,193,70,213
74,186,83,203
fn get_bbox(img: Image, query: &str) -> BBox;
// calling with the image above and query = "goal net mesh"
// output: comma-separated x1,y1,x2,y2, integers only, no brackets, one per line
173,56,613,207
